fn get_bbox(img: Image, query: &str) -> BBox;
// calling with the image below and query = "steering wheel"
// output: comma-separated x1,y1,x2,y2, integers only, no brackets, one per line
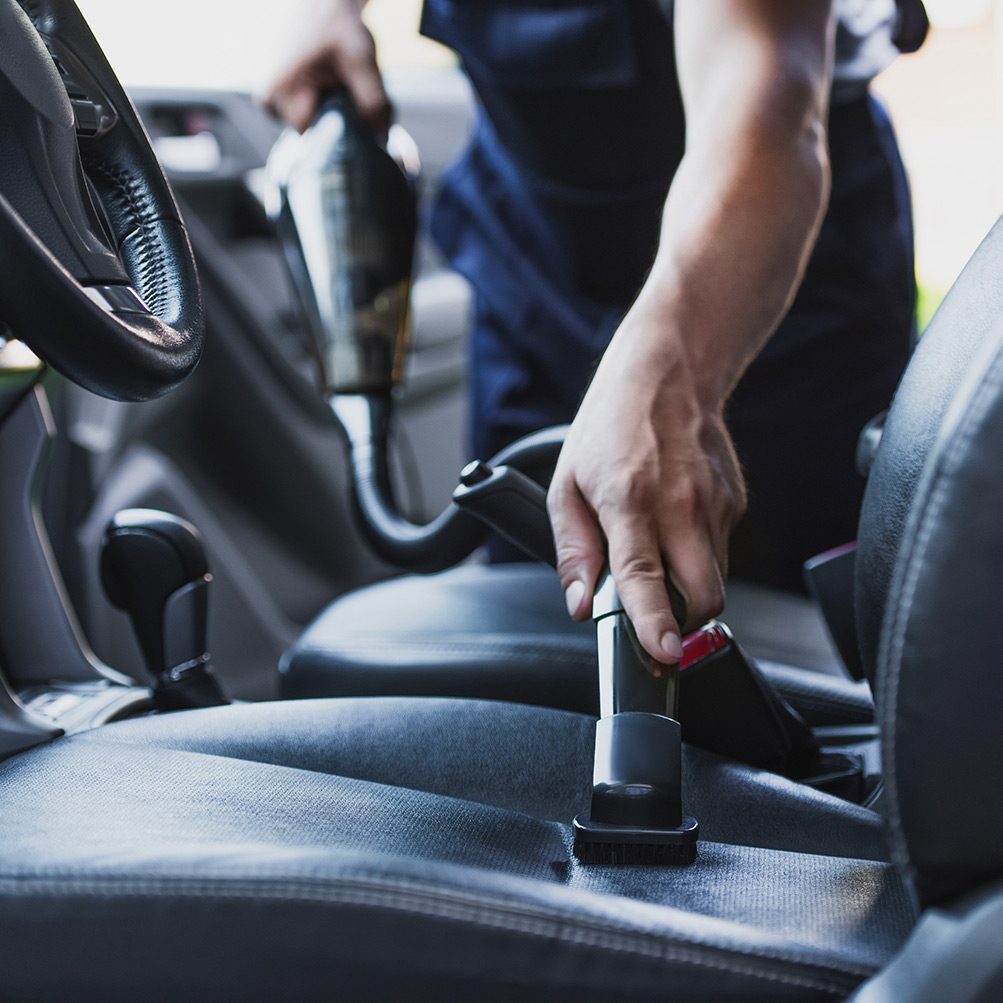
0,0,203,401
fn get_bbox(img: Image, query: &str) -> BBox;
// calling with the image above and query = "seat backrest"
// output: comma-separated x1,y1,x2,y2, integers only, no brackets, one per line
874,310,1003,909
856,218,1003,683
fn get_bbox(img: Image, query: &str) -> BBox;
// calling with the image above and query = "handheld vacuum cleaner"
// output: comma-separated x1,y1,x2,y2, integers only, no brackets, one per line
267,91,564,570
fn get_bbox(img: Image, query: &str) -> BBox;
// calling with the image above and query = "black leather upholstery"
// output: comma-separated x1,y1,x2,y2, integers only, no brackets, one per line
856,219,1003,682
0,699,909,999
755,659,872,727
875,321,1003,908
282,564,872,726
283,564,599,712
853,880,1003,1002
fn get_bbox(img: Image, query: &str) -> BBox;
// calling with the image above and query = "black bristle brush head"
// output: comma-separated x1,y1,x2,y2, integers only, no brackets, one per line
572,814,699,866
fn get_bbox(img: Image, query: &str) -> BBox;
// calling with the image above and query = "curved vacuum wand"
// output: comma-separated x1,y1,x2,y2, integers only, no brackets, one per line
330,393,486,572
271,92,570,571
331,394,568,572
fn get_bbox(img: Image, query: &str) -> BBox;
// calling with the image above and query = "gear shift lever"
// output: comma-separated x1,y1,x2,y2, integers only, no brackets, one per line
100,509,228,711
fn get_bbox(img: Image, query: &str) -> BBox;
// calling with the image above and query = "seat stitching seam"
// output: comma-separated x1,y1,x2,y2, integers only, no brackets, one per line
0,873,867,992
300,641,595,663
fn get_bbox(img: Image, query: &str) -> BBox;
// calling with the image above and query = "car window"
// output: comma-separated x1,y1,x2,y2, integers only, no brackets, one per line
74,0,452,91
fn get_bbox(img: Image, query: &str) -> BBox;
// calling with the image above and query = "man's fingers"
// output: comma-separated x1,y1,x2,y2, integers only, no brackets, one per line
266,83,319,133
267,58,389,136
549,466,729,653
604,517,684,665
338,46,392,134
661,532,726,633
604,507,727,662
262,4,389,135
548,480,605,621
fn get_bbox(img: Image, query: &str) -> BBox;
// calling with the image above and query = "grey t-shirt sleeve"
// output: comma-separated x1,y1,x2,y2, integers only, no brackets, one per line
658,0,927,105
833,0,901,102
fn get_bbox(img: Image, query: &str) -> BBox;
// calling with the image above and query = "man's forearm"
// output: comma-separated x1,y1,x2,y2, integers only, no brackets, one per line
642,0,835,410
549,0,836,663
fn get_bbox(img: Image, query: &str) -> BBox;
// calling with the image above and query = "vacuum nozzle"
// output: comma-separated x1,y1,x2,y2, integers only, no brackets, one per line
573,711,698,866
574,575,698,866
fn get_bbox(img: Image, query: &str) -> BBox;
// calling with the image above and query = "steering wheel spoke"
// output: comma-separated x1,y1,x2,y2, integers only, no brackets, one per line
83,284,152,316
41,31,119,139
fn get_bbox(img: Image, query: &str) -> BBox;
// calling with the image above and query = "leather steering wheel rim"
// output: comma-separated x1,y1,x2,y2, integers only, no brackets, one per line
0,0,203,401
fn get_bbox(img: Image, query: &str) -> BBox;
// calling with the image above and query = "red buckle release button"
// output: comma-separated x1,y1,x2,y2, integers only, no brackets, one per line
680,622,730,669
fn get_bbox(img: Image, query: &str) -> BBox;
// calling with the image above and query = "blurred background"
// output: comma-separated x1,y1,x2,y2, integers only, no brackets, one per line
75,0,999,328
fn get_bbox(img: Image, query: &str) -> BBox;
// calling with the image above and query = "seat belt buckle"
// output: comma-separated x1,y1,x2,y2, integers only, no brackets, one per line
803,542,865,680
679,622,867,801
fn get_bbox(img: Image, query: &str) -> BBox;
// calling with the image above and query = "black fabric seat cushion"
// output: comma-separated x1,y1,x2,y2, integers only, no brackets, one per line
282,565,873,727
0,698,910,999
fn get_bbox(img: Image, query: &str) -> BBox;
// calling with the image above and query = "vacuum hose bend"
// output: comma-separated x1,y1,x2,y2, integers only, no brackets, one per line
330,394,566,572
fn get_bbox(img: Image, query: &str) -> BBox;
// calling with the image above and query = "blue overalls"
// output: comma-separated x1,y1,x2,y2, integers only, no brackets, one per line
420,0,917,592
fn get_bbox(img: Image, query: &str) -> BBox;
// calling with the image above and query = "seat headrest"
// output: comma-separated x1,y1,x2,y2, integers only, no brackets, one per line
856,218,1003,684
878,317,1003,908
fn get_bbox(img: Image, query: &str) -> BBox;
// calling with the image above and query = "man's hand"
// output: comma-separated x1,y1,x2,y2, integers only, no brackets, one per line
549,292,746,668
264,0,390,135
550,0,834,666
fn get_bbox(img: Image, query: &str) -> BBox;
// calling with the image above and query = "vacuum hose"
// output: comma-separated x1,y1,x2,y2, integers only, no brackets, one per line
330,393,567,572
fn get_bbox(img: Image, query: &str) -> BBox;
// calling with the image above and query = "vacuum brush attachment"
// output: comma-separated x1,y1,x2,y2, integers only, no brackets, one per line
573,712,698,865
573,579,698,866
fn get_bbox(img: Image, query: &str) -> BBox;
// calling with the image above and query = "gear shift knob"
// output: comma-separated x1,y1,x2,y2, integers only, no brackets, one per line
100,509,227,710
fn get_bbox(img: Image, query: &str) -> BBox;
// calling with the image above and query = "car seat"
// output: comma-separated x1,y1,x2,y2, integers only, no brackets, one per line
5,223,1003,997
